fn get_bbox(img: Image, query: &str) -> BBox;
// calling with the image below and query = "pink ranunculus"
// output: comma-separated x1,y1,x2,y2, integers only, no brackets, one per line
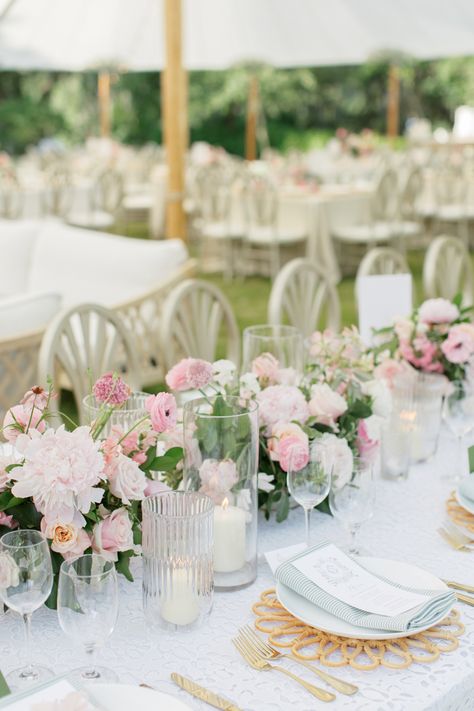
106,452,147,505
418,298,460,325
256,385,310,434
92,372,131,406
11,425,104,524
21,386,49,411
2,403,46,443
198,458,239,505
279,435,309,473
441,324,474,364
251,353,280,385
374,358,404,387
144,479,171,497
356,419,379,461
145,392,177,433
308,383,347,427
267,423,308,462
165,358,213,391
92,508,135,562
0,512,17,529
41,517,90,561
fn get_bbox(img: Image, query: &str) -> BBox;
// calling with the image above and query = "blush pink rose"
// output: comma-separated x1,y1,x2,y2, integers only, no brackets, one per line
356,419,379,461
3,403,46,443
418,298,459,325
92,508,135,562
441,324,474,364
106,452,147,505
165,358,213,391
251,353,280,385
93,372,131,406
309,384,347,427
267,423,308,462
279,435,309,473
145,392,178,433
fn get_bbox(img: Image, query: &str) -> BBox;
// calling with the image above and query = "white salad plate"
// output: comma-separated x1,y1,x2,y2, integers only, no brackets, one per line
276,556,450,641
87,683,192,711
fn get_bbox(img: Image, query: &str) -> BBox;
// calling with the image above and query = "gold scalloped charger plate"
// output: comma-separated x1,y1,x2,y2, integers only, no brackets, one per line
276,556,451,641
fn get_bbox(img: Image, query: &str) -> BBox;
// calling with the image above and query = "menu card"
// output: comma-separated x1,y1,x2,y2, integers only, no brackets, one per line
291,544,432,617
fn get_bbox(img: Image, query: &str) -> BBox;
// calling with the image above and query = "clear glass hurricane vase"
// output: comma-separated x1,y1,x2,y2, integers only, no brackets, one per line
0,530,53,689
82,391,150,438
242,324,304,378
183,396,259,590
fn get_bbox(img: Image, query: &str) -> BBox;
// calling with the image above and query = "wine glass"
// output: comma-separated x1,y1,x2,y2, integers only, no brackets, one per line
0,530,53,689
287,443,332,547
329,458,375,555
443,380,474,481
58,554,119,683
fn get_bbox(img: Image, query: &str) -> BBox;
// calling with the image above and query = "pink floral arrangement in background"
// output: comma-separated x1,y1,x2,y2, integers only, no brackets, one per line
0,374,181,607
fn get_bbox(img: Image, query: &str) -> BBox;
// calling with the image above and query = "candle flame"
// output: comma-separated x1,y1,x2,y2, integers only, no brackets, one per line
399,409,417,423
222,497,229,510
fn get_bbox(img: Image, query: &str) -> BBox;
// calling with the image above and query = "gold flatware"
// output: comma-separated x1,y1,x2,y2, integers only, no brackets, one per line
170,673,242,711
233,634,335,702
454,592,474,607
239,625,357,696
444,579,474,594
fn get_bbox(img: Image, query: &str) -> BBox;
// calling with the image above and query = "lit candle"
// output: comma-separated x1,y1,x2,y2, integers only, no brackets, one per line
161,565,200,626
213,498,246,573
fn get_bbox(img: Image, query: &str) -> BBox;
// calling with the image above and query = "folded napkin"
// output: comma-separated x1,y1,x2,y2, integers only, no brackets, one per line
275,541,456,633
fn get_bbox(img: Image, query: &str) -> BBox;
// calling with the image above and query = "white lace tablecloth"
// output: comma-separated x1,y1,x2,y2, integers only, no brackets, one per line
2,434,474,711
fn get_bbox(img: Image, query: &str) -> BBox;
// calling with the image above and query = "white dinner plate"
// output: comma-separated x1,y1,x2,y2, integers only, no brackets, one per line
455,488,474,516
276,556,450,641
86,683,192,711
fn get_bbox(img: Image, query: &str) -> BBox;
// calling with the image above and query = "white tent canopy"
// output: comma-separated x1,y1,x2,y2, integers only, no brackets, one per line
0,0,473,72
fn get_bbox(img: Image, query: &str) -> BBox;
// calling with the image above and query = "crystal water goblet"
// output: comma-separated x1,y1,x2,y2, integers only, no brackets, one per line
443,380,474,481
329,458,375,555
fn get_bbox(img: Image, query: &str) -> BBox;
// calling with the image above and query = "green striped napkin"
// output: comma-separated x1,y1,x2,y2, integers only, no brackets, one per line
276,541,456,633
0,671,10,699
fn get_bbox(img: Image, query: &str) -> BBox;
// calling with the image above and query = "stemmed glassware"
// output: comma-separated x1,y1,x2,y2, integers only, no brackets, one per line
58,554,119,683
329,458,375,555
287,444,332,547
0,530,53,689
443,380,474,481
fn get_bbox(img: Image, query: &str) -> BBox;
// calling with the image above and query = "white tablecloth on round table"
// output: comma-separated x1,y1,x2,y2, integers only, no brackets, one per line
2,434,474,711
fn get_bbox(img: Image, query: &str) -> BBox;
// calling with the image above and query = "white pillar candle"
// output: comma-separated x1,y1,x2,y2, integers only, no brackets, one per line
161,568,200,626
213,498,246,573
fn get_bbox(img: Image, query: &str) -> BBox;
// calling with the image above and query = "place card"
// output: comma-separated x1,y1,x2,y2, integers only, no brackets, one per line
265,543,307,575
358,274,412,345
291,543,432,617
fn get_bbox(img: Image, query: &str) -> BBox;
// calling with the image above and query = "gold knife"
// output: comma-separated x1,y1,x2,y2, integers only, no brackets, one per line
444,579,474,595
171,673,242,711
455,592,474,607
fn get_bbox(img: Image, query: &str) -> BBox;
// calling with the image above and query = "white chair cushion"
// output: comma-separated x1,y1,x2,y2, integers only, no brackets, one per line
436,205,470,221
66,211,115,230
0,291,62,339
332,222,395,243
27,223,189,307
0,219,41,295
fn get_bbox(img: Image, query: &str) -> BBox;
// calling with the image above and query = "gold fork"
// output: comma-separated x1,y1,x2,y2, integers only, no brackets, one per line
232,635,335,702
239,625,358,696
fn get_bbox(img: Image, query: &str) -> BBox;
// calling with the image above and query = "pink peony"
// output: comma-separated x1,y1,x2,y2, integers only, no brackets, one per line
256,385,309,434
251,353,280,385
418,298,459,325
11,425,104,524
41,517,90,560
356,419,379,461
144,479,171,497
0,512,17,529
279,435,309,473
145,392,177,433
441,324,474,364
308,383,347,427
267,423,308,462
106,452,147,505
199,458,239,505
92,507,135,562
165,358,213,391
92,372,131,406
3,403,46,443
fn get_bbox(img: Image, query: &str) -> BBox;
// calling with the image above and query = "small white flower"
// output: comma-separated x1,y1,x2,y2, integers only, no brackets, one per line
239,373,261,400
257,472,275,492
212,360,237,388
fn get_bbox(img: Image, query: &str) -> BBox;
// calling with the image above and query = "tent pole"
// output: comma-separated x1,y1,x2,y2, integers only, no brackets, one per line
386,64,400,139
98,71,111,138
245,75,259,161
163,0,186,240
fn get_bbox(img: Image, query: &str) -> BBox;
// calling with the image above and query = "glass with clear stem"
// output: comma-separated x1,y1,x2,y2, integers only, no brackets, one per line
58,554,119,683
287,444,332,547
443,380,474,482
329,457,375,555
0,530,53,689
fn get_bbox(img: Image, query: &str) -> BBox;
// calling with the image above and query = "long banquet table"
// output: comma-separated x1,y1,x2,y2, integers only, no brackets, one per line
2,433,474,711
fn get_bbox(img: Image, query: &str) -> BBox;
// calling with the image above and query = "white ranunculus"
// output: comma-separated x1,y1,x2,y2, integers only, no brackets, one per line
361,379,392,418
317,433,353,489
0,551,19,589
212,359,237,387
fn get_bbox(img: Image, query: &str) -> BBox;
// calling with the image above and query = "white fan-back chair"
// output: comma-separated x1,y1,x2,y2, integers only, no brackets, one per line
433,167,470,244
396,167,424,244
0,330,43,422
268,258,341,338
67,169,123,231
423,235,474,306
38,303,140,424
160,279,240,369
41,170,73,218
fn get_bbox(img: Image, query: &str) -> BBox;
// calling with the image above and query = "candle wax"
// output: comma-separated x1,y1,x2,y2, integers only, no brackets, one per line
161,568,200,626
213,503,246,573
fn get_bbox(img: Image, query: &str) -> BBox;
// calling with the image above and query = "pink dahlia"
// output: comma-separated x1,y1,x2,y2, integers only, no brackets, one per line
93,372,131,406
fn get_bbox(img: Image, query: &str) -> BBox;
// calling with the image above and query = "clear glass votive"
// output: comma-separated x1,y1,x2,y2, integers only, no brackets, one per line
241,324,304,379
82,392,149,436
380,417,412,480
142,492,214,630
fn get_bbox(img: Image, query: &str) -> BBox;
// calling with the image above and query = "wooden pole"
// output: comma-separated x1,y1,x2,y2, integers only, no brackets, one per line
387,64,400,139
245,75,259,161
163,0,186,240
98,71,111,138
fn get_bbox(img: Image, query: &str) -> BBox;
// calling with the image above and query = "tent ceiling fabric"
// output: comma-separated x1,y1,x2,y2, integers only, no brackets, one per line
0,0,473,71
